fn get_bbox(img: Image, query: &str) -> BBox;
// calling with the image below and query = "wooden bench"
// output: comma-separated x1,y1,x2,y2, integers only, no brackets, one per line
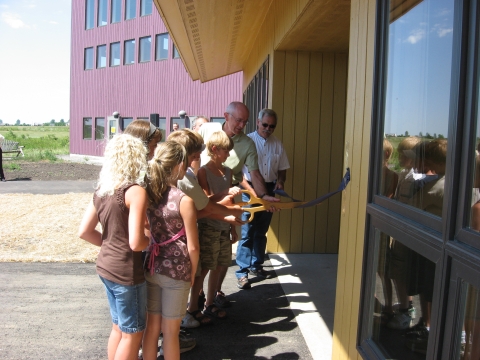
1,140,25,157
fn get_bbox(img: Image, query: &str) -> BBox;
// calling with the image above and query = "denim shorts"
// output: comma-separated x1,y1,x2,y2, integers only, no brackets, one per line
99,276,147,334
145,272,190,319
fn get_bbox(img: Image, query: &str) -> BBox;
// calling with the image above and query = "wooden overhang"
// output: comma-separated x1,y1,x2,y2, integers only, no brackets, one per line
153,0,351,83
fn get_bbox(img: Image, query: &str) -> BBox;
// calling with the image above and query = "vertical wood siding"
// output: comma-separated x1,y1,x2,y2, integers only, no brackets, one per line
332,0,376,359
268,51,348,255
70,0,242,156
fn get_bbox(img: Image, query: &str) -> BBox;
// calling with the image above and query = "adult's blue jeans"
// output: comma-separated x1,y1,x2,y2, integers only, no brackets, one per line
235,190,274,279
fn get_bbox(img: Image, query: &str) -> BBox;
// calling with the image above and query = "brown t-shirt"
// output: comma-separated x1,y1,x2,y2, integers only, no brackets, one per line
94,184,145,285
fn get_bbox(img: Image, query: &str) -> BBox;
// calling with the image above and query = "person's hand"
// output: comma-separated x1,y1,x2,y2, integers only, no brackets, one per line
262,195,280,212
228,186,241,197
218,194,234,206
274,182,284,191
224,215,245,226
230,205,244,218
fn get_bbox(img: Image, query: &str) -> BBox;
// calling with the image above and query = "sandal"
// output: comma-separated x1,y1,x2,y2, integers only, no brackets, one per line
203,304,227,319
198,290,206,309
214,291,231,308
187,309,213,326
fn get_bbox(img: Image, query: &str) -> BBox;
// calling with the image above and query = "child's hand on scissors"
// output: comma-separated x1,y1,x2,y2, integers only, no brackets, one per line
263,195,281,212
228,186,241,197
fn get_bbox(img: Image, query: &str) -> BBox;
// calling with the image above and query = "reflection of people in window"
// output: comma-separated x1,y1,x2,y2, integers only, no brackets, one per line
465,155,480,359
172,123,179,131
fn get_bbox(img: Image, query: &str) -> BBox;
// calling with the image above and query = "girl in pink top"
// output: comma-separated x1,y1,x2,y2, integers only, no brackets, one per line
142,141,199,360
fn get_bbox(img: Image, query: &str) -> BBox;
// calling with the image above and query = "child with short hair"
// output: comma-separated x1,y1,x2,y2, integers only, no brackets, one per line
196,131,238,319
78,134,150,360
142,141,200,360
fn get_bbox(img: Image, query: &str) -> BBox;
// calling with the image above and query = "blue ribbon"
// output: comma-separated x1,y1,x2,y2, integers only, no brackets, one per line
274,168,351,208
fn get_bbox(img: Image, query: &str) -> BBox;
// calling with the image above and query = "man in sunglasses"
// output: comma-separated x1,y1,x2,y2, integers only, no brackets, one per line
235,108,290,288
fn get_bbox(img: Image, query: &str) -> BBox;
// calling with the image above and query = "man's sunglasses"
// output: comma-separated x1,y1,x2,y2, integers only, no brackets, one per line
261,123,276,129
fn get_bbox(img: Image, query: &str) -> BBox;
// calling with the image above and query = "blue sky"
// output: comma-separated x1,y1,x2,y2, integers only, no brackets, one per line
0,0,71,125
384,0,454,138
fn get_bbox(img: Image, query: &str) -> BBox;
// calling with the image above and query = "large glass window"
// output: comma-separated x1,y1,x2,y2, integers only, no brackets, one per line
125,0,136,20
380,0,454,221
122,117,133,130
84,47,94,70
370,229,435,358
95,118,105,140
158,117,166,142
97,0,107,26
97,45,106,68
85,0,94,29
141,0,152,16
111,0,121,23
110,42,120,67
83,118,92,139
139,36,151,63
155,33,169,60
124,39,135,65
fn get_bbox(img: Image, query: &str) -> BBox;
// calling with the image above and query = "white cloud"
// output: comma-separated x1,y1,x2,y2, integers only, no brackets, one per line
48,20,58,25
405,28,425,44
1,12,29,29
432,24,453,38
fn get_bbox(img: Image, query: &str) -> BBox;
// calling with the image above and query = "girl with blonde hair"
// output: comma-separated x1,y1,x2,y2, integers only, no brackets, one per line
142,141,199,360
124,119,163,159
78,134,150,360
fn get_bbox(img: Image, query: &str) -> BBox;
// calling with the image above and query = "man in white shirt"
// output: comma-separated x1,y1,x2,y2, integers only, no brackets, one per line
235,109,290,288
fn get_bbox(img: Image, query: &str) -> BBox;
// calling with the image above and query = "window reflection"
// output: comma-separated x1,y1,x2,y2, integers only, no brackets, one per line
380,0,454,221
456,283,480,359
373,229,435,358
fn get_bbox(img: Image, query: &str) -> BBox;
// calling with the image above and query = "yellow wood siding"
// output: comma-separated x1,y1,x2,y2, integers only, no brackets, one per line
332,0,376,358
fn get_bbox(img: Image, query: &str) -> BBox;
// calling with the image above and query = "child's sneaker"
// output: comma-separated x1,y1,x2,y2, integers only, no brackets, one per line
387,311,413,330
159,330,196,356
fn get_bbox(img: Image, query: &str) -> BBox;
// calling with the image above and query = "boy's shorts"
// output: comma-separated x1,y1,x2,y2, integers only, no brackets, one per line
198,222,232,270
99,276,146,333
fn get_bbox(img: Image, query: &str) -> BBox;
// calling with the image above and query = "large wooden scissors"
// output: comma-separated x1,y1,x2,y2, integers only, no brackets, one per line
236,190,306,222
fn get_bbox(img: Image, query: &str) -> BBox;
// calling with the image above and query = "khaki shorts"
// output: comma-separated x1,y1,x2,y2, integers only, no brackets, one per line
198,222,232,270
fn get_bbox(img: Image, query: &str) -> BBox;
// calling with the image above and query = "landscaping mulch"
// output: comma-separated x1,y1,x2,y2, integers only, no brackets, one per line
4,161,100,181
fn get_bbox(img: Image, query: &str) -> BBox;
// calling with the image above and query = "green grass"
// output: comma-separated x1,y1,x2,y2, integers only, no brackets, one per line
2,126,69,162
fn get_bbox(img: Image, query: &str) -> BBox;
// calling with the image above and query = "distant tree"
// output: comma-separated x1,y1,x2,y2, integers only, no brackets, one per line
405,130,409,137
15,119,21,126
438,134,445,139
425,132,433,139
433,133,437,138
59,119,65,126
419,131,423,137
50,119,55,125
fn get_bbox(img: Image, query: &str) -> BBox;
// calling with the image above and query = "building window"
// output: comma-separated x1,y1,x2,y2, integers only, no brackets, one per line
97,45,106,68
111,0,121,23
125,0,136,20
84,47,94,70
110,42,120,66
140,0,152,16
243,56,269,134
83,118,92,139
122,117,134,130
173,44,180,59
139,36,151,63
97,0,107,26
85,0,94,29
155,33,169,60
124,39,135,65
95,118,105,140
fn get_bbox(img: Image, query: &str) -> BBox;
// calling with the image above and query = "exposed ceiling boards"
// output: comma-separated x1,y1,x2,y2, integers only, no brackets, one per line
275,0,351,52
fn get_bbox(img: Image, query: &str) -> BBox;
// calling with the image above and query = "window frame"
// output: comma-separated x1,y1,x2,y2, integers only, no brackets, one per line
124,39,135,65
109,42,121,67
155,33,169,61
95,117,105,140
96,44,107,69
139,36,152,63
85,0,95,30
140,0,152,16
173,44,180,59
111,0,121,23
125,0,136,20
84,47,94,70
83,118,93,140
97,0,108,27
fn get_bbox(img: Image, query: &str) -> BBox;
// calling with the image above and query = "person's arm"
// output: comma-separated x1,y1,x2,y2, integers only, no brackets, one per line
78,200,103,246
125,185,150,251
197,199,244,220
197,167,211,196
250,169,279,203
230,225,238,244
472,202,480,231
180,196,199,286
239,175,256,197
274,170,287,191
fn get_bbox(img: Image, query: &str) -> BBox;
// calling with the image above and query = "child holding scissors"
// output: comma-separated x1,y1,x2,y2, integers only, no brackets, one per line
197,131,239,319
